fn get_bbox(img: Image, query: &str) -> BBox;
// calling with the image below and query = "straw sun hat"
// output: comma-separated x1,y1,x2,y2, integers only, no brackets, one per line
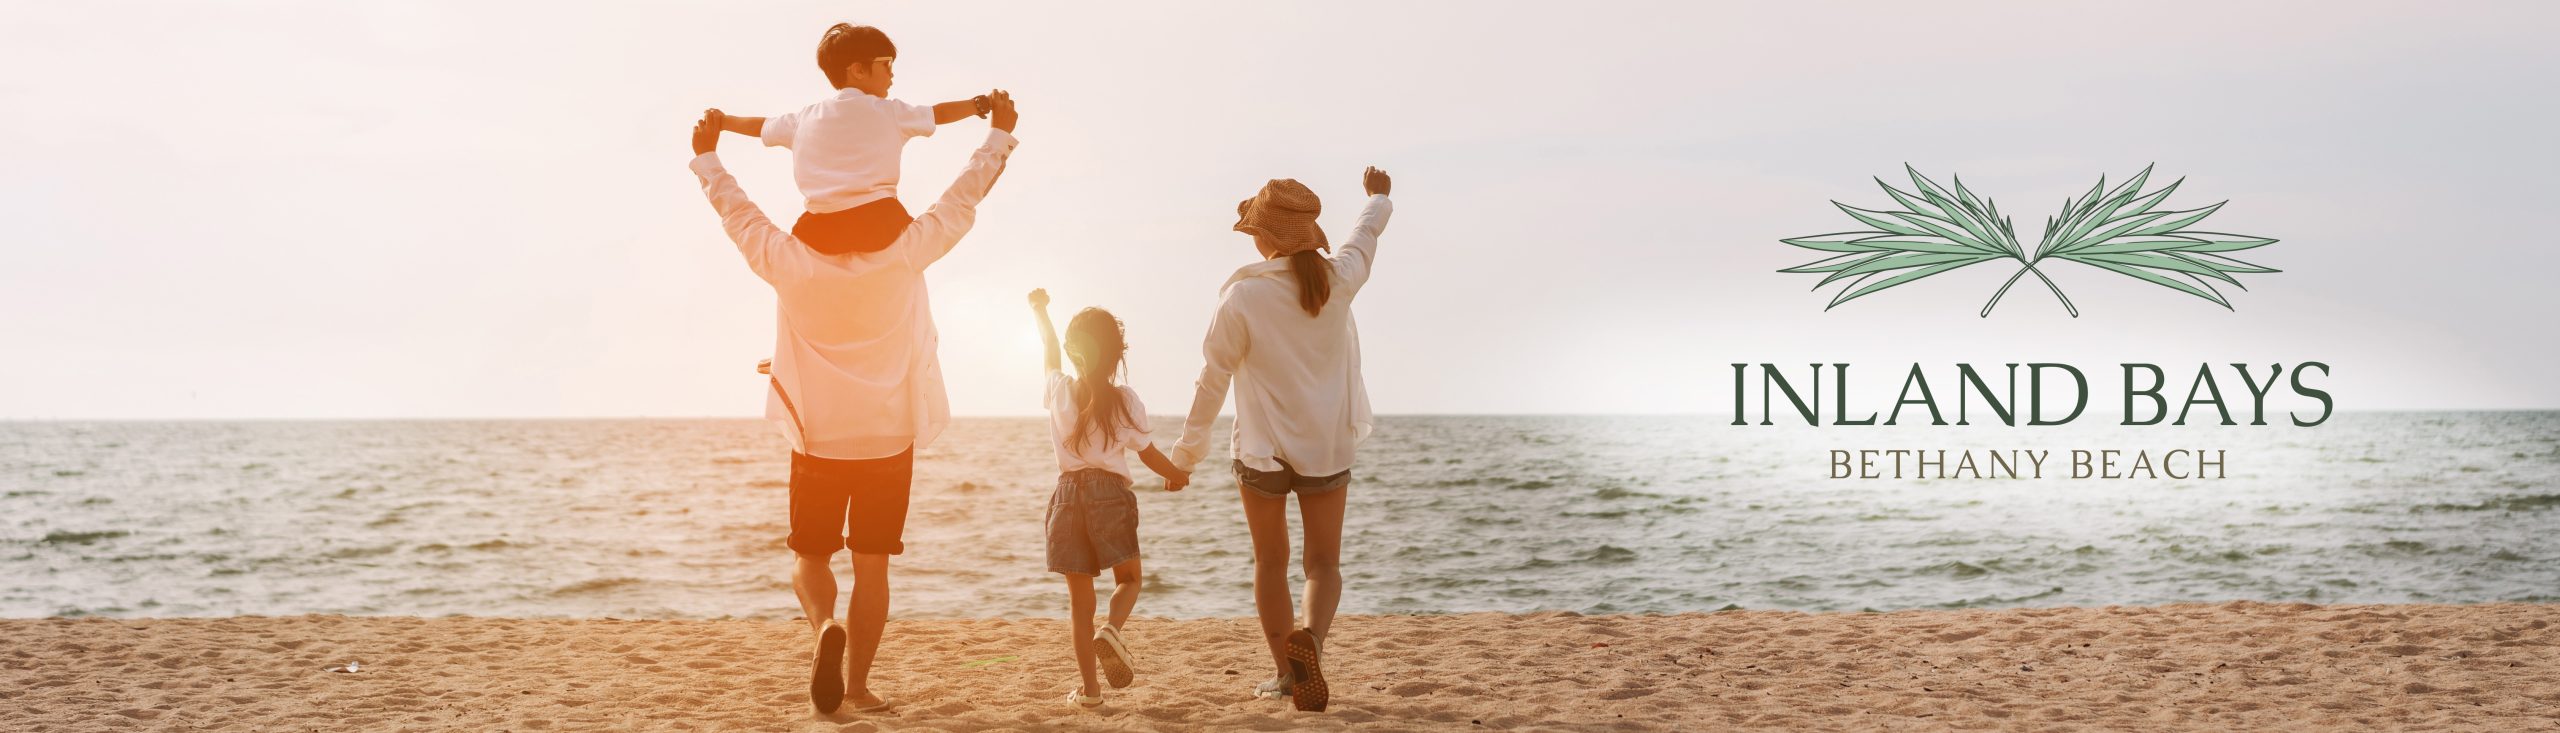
1234,179,1329,255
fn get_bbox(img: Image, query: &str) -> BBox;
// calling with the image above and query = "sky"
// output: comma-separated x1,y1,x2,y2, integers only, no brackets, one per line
2,1,2556,419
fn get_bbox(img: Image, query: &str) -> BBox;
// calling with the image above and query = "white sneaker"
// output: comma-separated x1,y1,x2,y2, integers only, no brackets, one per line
1095,626,1137,688
1253,675,1292,699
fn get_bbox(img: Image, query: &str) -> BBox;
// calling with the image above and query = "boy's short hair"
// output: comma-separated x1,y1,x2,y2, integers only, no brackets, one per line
817,24,897,89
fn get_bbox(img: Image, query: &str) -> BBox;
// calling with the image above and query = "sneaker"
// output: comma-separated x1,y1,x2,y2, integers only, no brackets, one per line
1095,626,1137,688
809,620,847,714
1284,628,1327,712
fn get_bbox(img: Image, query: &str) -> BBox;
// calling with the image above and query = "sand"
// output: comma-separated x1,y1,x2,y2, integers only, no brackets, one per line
4,602,2556,731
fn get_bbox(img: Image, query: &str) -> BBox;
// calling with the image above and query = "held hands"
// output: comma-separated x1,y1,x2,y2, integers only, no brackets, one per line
1156,465,1190,492
987,89,1019,133
1363,166,1391,197
691,110,722,156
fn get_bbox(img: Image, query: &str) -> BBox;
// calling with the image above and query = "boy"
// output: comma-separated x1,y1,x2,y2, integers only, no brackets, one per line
709,23,998,255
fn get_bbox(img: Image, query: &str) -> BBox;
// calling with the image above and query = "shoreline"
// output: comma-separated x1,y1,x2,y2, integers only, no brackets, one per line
5,602,2556,731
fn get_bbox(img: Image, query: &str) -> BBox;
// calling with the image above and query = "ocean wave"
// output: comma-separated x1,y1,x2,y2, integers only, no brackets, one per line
1931,586,2065,609
319,544,401,560
1917,561,1991,579
2411,493,2560,513
37,529,129,545
1577,545,1639,564
1590,486,1659,500
550,577,646,596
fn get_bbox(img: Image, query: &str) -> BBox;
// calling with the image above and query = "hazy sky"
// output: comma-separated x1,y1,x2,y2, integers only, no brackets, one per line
4,1,2556,419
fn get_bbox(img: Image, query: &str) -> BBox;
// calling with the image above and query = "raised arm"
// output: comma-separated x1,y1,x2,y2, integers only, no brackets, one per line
901,90,1022,270
1029,288,1061,374
705,109,764,137
931,95,988,125
1162,299,1248,473
687,112,814,287
1329,166,1395,294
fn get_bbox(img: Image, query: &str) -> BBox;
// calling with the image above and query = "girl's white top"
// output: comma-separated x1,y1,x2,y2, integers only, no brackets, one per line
1164,194,1393,477
1046,370,1152,482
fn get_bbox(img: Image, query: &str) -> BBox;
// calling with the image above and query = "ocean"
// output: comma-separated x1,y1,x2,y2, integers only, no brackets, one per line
3,414,2555,620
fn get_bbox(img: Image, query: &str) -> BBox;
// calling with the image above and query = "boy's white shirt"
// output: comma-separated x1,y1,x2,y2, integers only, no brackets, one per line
1044,370,1151,482
762,88,938,214
690,128,1019,460
1164,194,1393,477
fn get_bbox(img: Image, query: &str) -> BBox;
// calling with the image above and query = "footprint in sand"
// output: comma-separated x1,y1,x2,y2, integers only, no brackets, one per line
1386,680,1447,697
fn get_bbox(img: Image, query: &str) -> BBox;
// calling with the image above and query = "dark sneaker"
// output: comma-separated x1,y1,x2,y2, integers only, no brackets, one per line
810,620,847,714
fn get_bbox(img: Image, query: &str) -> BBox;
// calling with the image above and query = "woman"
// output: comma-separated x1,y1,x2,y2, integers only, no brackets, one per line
1162,167,1393,712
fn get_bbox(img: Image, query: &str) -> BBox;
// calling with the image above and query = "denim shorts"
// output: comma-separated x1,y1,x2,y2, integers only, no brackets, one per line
1235,458,1352,500
1045,468,1139,576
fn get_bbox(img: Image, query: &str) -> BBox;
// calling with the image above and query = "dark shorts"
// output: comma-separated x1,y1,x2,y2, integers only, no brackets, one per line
1235,458,1352,500
786,448,913,558
1045,469,1139,576
792,197,913,256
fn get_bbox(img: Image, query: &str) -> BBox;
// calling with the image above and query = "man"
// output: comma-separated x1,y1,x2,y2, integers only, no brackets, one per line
686,91,1020,715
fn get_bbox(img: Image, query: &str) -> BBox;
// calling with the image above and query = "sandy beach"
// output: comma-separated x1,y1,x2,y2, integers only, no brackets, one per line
4,602,2555,731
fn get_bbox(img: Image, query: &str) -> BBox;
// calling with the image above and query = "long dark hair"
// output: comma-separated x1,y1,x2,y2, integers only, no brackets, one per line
1064,308,1138,449
1287,250,1332,316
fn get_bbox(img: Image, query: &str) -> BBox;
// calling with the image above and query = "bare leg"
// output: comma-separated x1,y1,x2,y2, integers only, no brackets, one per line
1239,486,1296,682
1066,572,1101,697
1106,557,1142,631
791,554,837,634
843,552,891,708
1297,485,1348,645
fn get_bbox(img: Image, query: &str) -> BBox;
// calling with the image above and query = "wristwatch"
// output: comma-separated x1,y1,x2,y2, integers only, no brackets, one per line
971,95,991,119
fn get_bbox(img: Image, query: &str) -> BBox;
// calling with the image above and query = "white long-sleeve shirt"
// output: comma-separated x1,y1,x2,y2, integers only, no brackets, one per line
1164,194,1393,476
689,128,1019,460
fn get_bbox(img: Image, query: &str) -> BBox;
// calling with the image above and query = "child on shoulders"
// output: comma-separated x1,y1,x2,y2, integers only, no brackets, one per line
710,23,998,255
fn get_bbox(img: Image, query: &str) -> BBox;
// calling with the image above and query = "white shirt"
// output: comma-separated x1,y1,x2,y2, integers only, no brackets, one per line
761,88,938,214
1045,369,1151,481
690,128,1019,460
1164,194,1393,476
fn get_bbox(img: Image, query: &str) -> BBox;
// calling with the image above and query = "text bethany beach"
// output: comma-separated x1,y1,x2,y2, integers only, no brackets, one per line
1829,448,2228,479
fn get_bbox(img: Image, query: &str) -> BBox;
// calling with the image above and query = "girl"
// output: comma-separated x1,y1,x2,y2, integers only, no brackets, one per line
1028,288,1190,708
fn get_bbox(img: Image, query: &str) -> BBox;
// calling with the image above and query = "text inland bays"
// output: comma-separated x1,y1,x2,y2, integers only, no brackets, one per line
1829,449,2228,480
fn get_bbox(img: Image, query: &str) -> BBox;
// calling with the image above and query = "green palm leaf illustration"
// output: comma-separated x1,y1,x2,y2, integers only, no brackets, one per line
1779,165,2279,316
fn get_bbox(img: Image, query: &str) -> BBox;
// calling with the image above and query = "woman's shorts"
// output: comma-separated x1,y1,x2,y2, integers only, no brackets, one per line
1235,458,1351,500
1045,468,1139,576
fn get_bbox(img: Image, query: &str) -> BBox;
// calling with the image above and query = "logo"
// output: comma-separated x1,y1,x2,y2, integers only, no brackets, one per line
1779,165,2277,317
